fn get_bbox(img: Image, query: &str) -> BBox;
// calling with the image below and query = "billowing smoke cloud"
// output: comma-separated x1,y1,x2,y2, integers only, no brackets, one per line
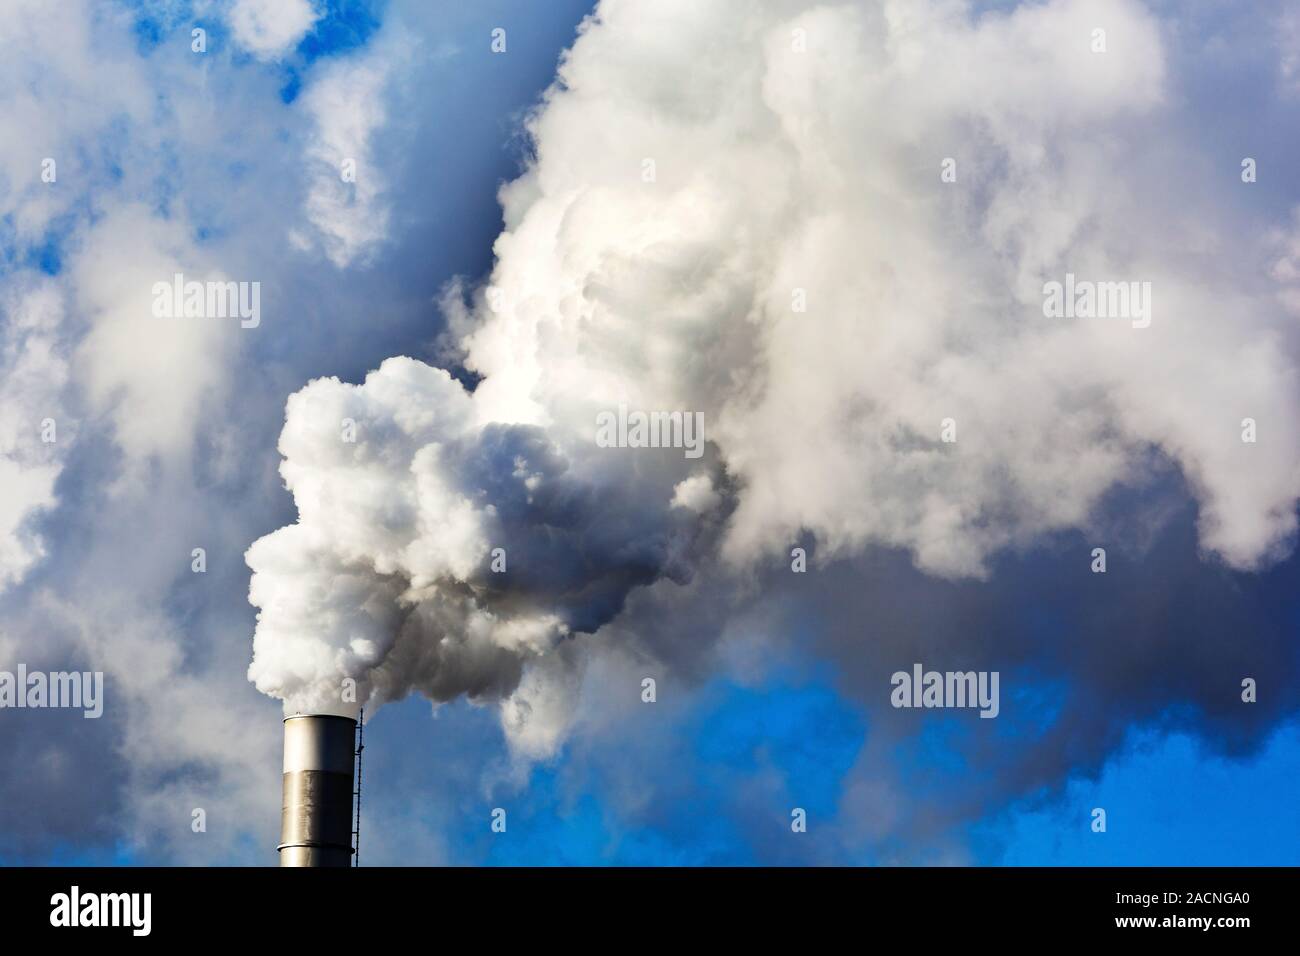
248,0,1300,757
247,357,722,726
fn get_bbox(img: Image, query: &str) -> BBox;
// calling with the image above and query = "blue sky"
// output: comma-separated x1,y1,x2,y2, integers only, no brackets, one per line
356,669,1300,866
1,0,1298,866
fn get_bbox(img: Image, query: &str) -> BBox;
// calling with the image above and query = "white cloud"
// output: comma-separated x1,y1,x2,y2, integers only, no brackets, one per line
228,0,320,60
0,0,388,861
297,50,395,267
71,204,237,464
0,0,150,242
0,280,67,590
31,590,279,864
671,473,719,513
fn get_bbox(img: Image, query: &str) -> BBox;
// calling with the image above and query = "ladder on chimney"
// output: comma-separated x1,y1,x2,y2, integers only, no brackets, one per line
352,707,364,866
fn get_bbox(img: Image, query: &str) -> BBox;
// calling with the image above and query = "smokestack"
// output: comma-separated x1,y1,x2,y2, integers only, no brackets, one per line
278,714,357,867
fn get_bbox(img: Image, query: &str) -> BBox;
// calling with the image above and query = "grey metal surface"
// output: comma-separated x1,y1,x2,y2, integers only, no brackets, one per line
282,713,357,774
278,715,357,868
278,844,353,867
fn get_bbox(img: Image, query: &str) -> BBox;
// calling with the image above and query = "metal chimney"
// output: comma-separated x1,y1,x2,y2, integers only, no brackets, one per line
278,714,357,867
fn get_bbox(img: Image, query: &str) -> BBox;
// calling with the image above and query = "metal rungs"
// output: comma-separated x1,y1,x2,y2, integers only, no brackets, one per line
351,707,365,866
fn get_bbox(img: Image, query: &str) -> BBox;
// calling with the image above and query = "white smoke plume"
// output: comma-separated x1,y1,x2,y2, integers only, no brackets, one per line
246,357,720,721
247,0,1300,747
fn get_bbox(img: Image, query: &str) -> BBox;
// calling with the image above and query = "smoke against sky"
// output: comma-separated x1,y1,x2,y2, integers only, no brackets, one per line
246,356,719,731
252,0,1300,750
1,0,1299,865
